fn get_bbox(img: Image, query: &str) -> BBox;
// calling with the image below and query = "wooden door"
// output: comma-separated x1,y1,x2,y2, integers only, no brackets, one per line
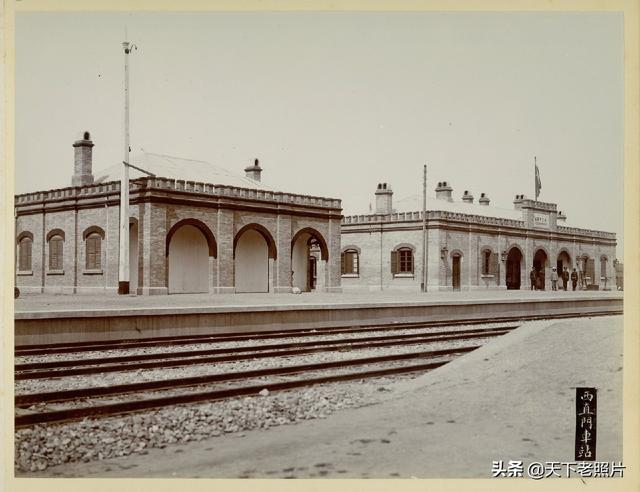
307,257,317,291
452,255,461,291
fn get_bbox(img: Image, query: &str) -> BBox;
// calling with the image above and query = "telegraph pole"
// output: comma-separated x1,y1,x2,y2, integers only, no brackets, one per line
118,32,133,295
421,164,428,292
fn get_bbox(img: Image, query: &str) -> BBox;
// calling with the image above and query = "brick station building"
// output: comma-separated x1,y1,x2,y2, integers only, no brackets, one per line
15,133,342,295
340,181,618,292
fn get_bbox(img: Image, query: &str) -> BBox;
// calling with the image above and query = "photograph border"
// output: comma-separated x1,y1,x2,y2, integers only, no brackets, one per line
2,1,638,491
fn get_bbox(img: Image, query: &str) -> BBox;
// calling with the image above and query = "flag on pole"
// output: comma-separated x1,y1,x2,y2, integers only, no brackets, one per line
535,157,542,200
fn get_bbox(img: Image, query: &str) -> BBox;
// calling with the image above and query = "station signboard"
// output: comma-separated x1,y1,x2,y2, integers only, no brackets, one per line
533,212,550,229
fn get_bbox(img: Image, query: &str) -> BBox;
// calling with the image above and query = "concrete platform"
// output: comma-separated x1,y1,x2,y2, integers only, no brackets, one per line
14,291,623,346
24,315,623,478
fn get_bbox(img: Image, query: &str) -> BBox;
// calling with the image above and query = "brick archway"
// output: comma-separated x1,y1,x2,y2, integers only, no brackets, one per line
233,223,277,260
291,227,329,261
166,218,217,258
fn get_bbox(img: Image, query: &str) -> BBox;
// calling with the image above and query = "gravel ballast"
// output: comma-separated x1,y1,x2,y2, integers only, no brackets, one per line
14,322,514,473
15,337,495,394
15,380,400,472
15,322,514,364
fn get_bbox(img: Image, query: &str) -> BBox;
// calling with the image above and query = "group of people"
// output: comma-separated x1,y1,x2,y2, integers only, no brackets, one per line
530,266,579,291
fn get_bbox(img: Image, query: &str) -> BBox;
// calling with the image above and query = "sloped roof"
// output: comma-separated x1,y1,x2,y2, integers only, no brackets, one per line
94,153,271,190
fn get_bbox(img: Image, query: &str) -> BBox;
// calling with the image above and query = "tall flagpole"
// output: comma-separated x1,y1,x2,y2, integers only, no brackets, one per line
118,30,131,295
421,164,427,292
534,155,536,200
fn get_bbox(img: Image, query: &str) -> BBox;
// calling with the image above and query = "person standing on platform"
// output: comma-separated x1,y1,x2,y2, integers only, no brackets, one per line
562,267,569,291
536,272,544,291
551,267,558,291
530,267,537,290
571,268,579,291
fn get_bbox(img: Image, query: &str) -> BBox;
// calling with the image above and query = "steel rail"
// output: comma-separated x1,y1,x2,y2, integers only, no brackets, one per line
15,359,451,428
15,319,449,352
15,328,512,380
15,325,514,372
15,310,619,355
15,318,510,356
16,345,477,407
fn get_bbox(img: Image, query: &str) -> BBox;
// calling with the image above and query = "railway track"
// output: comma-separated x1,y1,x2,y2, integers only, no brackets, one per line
13,322,518,429
15,346,479,427
15,318,508,356
14,310,619,356
15,326,514,379
16,346,479,407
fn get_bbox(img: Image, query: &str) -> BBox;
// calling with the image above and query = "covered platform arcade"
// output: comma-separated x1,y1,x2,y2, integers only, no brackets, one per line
15,135,342,296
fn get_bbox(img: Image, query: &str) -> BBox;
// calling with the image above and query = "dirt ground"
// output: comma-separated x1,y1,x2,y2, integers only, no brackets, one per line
26,315,623,479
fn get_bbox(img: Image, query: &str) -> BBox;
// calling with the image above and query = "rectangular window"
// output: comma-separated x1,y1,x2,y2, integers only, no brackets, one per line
86,236,101,270
49,237,63,270
19,238,32,271
399,249,413,273
342,250,359,275
482,251,491,275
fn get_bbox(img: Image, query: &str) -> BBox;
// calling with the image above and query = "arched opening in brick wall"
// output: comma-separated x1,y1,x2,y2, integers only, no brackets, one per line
291,227,329,292
233,224,276,293
506,247,523,290
533,249,549,290
167,224,211,294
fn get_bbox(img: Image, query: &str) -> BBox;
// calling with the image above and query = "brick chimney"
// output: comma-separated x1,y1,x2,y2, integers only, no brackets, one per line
244,158,262,182
375,182,393,214
72,131,94,187
435,181,453,202
461,190,474,204
478,192,490,205
513,194,526,210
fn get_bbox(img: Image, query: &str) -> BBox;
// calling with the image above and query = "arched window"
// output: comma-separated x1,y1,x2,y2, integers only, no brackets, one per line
86,233,102,270
391,246,414,275
48,235,64,270
341,249,359,275
82,226,105,271
482,250,491,275
18,235,33,272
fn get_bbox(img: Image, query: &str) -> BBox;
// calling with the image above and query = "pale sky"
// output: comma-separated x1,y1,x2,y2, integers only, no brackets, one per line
15,12,624,255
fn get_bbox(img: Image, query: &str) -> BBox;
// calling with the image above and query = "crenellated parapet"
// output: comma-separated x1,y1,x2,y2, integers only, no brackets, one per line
15,176,342,211
557,225,616,240
15,181,120,204
519,199,557,212
427,210,524,228
343,210,524,229
342,209,616,244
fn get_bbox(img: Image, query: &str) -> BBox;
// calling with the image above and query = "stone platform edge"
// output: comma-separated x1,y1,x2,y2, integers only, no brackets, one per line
14,295,623,346
15,294,623,320
14,295,623,321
